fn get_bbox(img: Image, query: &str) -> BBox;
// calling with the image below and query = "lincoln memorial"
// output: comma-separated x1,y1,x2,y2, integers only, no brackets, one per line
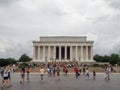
32,36,94,62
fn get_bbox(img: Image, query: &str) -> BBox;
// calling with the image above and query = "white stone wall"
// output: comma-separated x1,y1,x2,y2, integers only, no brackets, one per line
33,36,94,62
40,36,87,42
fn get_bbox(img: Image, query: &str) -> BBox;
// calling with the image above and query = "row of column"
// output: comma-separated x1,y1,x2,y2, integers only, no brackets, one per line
33,45,93,61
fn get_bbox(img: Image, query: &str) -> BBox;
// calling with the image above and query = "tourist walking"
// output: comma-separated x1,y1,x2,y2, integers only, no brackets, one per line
63,66,68,76
26,67,30,82
7,68,12,86
53,67,56,76
104,65,111,80
20,68,25,83
65,67,68,76
1,67,8,88
0,67,4,83
40,67,45,80
83,67,86,75
74,66,79,78
56,67,60,80
93,70,96,80
85,68,90,79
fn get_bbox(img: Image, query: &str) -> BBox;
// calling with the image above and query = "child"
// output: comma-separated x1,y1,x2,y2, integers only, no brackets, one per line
93,70,96,80
65,67,68,76
53,67,56,76
85,68,90,79
56,67,60,80
40,67,45,80
20,68,25,83
26,67,30,82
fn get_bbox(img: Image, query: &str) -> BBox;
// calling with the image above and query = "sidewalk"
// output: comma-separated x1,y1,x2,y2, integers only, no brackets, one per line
2,74,120,90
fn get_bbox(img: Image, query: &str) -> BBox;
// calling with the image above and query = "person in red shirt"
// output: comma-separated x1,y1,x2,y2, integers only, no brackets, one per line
74,66,79,78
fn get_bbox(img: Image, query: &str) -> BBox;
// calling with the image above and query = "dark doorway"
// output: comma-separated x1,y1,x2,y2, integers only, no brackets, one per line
67,47,70,59
61,47,65,59
56,47,59,59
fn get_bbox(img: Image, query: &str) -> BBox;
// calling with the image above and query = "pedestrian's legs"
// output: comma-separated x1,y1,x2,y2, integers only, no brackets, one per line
86,73,89,79
76,72,78,78
7,77,11,86
105,74,108,80
1,79,8,87
41,74,43,80
21,75,25,83
27,73,29,81
93,75,95,79
108,74,110,80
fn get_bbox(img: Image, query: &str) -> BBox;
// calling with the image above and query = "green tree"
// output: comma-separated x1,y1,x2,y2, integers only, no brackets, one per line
18,63,29,68
110,53,120,65
7,58,17,64
0,58,17,67
93,54,102,62
0,58,9,67
117,62,120,66
102,55,110,62
18,54,32,62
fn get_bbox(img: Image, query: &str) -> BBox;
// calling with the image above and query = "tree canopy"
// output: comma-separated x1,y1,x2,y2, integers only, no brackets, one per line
0,58,17,67
18,54,32,62
94,53,120,65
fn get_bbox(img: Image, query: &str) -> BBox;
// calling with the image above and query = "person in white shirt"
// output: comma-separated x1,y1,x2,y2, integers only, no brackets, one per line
85,68,90,79
40,67,45,80
26,67,30,82
105,65,111,80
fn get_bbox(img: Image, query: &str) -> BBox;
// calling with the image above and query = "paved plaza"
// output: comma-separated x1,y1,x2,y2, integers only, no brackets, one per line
0,73,120,90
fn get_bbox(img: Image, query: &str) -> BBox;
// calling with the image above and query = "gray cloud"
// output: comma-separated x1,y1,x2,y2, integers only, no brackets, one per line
0,0,120,59
0,0,18,5
106,0,120,10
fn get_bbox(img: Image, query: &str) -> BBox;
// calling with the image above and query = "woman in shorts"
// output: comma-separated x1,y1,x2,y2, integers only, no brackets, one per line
1,68,8,87
56,67,60,80
20,68,25,83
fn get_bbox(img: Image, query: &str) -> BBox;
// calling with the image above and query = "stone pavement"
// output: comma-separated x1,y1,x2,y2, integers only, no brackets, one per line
0,73,120,90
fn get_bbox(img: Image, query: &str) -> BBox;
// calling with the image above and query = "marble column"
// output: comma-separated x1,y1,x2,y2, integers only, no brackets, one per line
48,46,50,61
43,46,45,60
86,46,88,60
38,46,40,60
90,46,93,60
59,46,61,61
80,46,83,61
70,46,73,61
65,46,67,61
53,46,56,61
75,46,78,61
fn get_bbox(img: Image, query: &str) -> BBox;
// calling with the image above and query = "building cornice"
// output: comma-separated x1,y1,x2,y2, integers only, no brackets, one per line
33,41,94,43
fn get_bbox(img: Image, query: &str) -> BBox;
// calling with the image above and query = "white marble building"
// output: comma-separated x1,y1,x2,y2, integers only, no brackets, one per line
32,36,94,62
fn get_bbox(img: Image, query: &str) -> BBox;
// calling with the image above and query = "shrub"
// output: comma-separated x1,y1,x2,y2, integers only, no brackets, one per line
117,62,120,66
93,64,99,67
18,63,29,68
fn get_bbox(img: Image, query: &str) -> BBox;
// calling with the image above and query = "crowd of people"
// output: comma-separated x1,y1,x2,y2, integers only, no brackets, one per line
0,63,112,88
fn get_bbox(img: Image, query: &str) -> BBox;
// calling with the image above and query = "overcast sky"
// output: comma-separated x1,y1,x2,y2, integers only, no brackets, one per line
0,0,120,59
